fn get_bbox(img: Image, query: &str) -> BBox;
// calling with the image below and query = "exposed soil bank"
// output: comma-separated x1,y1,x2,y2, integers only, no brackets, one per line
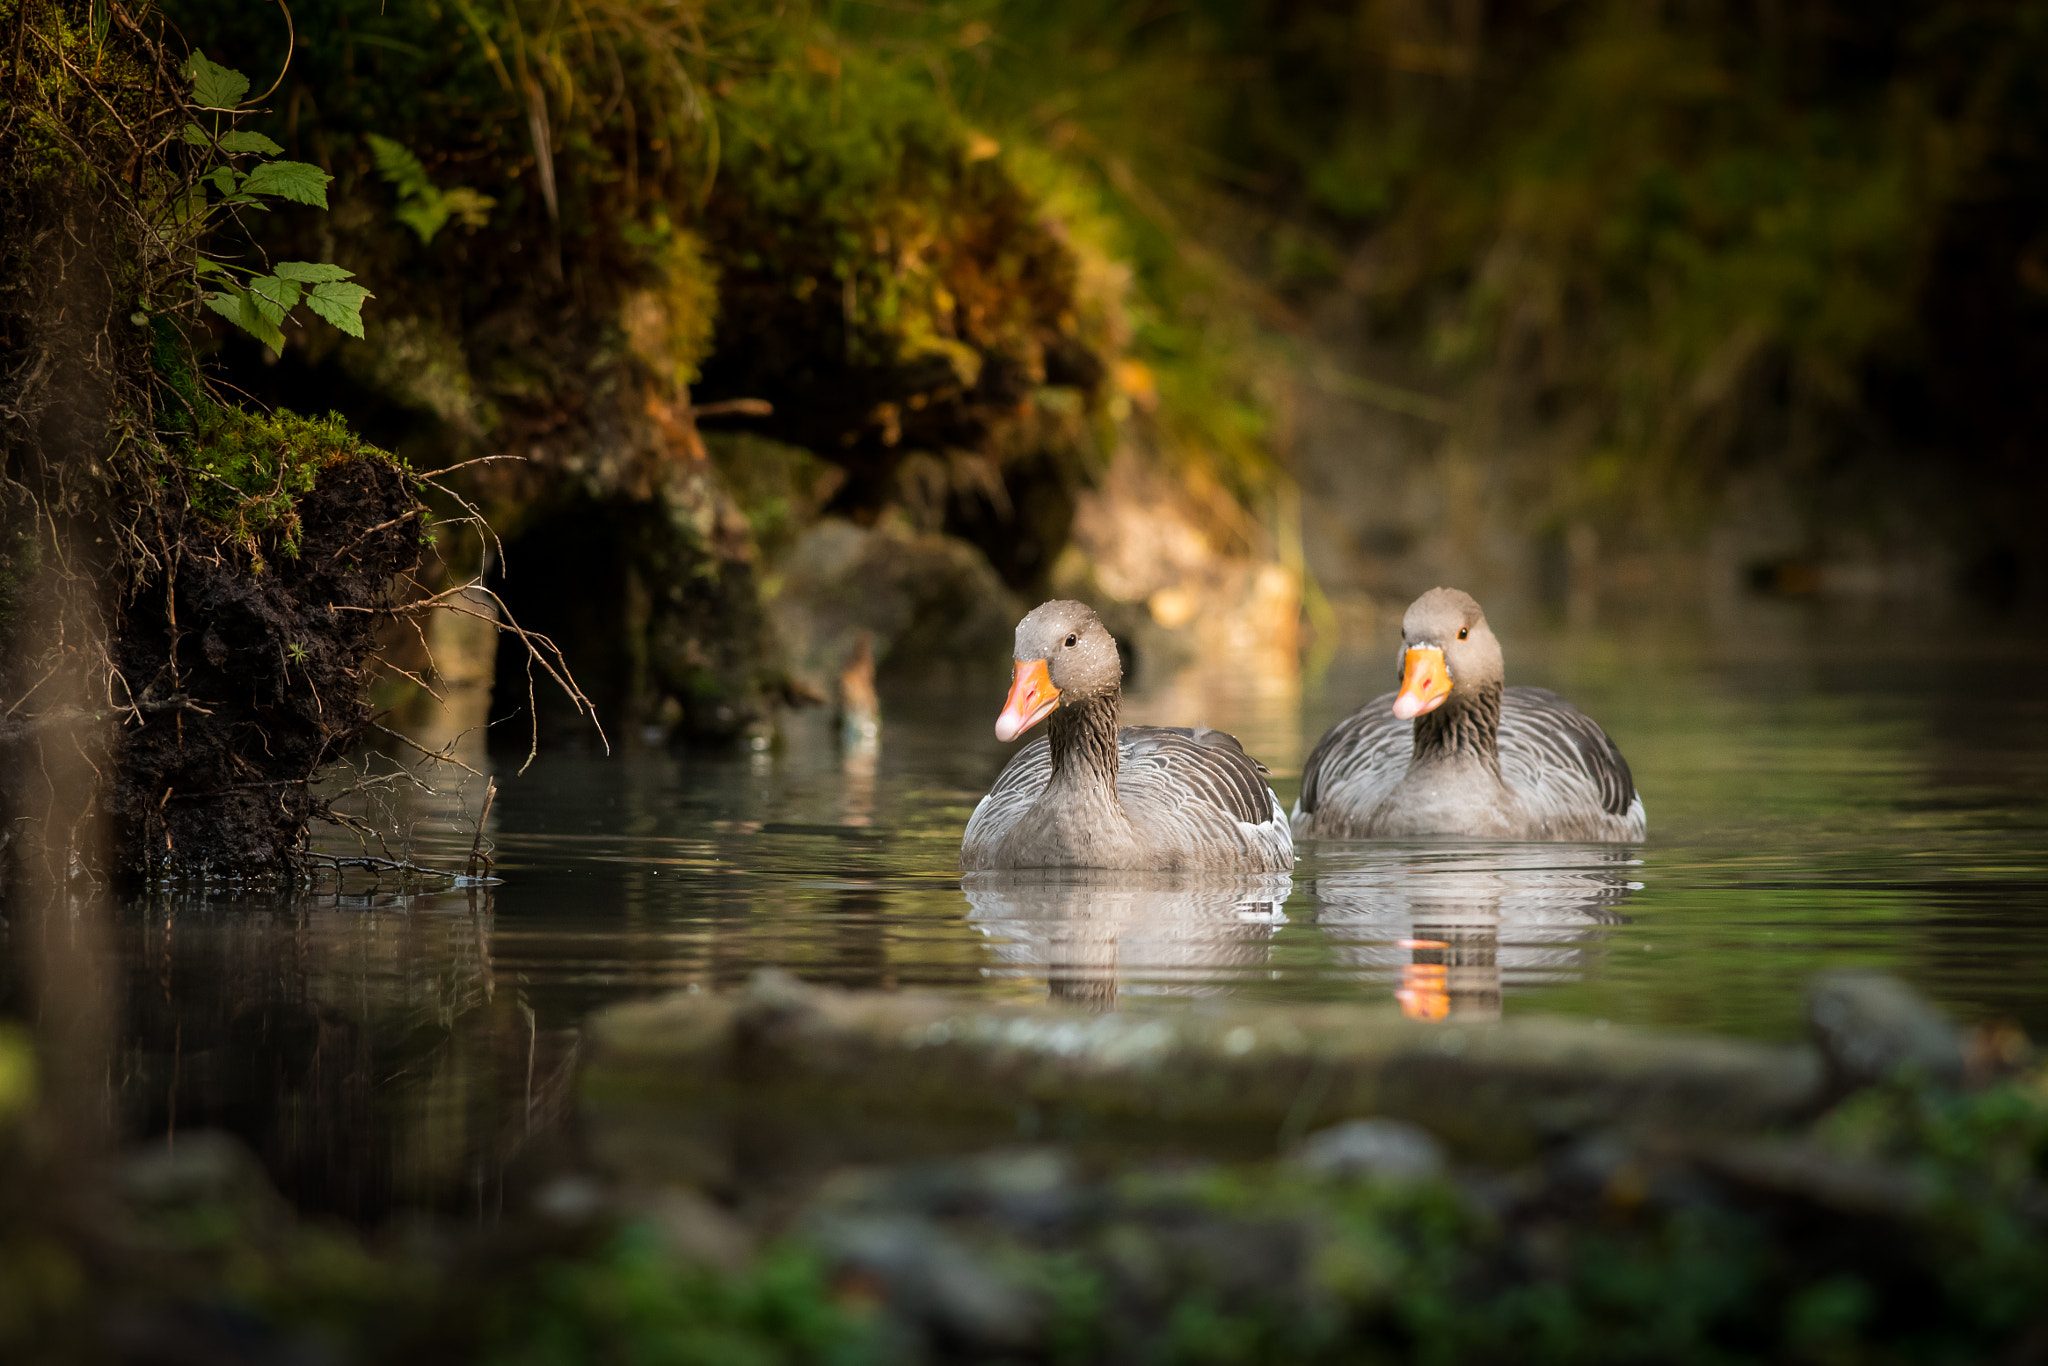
0,440,424,885
108,456,421,877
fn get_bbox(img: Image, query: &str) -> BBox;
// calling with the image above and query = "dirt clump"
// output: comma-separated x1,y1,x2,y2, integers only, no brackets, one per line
107,455,421,879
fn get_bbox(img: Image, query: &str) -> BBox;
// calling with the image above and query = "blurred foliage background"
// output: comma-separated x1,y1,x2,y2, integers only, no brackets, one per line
153,0,2048,739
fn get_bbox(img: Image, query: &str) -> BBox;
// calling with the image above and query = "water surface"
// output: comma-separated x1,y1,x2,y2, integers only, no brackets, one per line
86,604,2048,1214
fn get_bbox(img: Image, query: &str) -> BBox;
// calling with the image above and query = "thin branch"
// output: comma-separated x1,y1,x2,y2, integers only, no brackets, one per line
248,0,296,105
329,506,420,560
410,452,524,481
466,776,497,878
370,721,484,778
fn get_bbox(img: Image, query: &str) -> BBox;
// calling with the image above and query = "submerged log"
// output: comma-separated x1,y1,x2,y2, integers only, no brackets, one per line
582,970,1822,1187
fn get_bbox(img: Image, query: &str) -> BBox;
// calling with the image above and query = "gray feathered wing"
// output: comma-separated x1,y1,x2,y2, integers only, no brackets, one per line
962,736,1056,856
1495,687,1644,839
1291,692,1410,836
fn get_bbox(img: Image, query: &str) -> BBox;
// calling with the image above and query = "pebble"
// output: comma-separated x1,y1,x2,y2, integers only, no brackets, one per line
1289,1118,1446,1184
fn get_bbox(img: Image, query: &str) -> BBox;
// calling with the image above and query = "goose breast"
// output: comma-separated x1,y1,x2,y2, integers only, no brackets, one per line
1292,688,1644,841
965,726,1294,872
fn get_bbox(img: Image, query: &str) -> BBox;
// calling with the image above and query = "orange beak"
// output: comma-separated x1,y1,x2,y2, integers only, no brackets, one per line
1391,646,1452,720
994,657,1061,741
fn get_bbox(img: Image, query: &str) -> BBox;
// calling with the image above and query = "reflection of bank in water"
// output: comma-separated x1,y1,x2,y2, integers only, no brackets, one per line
963,872,1292,1007
1309,846,1640,1021
113,888,574,1220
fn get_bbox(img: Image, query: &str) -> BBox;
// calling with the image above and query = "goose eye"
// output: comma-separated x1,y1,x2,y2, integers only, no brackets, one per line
1457,627,1469,640
1064,633,1078,648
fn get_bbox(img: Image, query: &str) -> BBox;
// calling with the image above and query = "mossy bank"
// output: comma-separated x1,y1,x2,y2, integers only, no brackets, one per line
1,6,430,883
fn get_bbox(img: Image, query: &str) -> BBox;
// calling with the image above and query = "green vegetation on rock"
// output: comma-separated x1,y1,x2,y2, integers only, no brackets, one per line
178,406,404,566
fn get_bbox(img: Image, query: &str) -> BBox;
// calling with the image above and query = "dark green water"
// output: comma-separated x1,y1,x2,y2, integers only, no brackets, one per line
98,605,2048,1216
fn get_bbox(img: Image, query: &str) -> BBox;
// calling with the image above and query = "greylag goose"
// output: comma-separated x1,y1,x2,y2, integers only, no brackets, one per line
961,600,1295,872
1293,588,1645,841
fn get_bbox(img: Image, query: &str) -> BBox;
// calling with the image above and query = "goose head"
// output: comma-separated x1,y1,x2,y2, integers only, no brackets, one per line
994,599,1122,741
1391,587,1504,720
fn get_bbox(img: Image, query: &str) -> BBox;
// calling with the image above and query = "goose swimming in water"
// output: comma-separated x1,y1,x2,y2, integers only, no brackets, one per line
1293,588,1645,842
961,600,1295,873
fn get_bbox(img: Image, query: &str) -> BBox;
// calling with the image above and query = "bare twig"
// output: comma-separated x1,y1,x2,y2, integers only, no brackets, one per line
410,452,524,481
248,0,296,106
466,776,497,879
370,721,483,778
336,575,610,770
686,397,773,418
329,506,420,560
295,850,466,881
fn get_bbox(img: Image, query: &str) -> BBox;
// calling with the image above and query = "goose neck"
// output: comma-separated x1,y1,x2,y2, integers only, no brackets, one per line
1048,687,1121,794
1413,680,1503,771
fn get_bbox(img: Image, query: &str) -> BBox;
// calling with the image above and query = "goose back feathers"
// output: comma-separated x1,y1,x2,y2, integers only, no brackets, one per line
962,601,1294,873
1293,589,1645,842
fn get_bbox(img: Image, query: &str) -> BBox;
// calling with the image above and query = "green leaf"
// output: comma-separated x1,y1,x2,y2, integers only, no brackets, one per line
394,199,452,244
218,130,284,156
186,51,249,111
249,274,303,313
181,123,211,147
306,281,372,338
206,165,239,196
364,134,495,243
366,133,432,197
168,184,210,227
204,288,284,353
246,288,286,327
240,160,331,208
271,261,354,283
192,257,235,277
439,186,496,230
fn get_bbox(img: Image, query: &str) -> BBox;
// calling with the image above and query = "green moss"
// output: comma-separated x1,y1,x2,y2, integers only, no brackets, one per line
150,316,206,432
472,1232,881,1366
145,315,404,566
0,524,40,632
177,406,402,566
621,228,721,390
1,0,162,196
704,432,843,567
0,1027,33,1128
714,47,1087,387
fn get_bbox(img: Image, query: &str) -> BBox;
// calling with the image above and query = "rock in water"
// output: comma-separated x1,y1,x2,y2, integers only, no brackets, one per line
1806,969,1966,1092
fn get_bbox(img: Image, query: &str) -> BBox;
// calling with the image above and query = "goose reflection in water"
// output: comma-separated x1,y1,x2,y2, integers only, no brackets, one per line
962,872,1293,1008
1308,845,1640,1021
